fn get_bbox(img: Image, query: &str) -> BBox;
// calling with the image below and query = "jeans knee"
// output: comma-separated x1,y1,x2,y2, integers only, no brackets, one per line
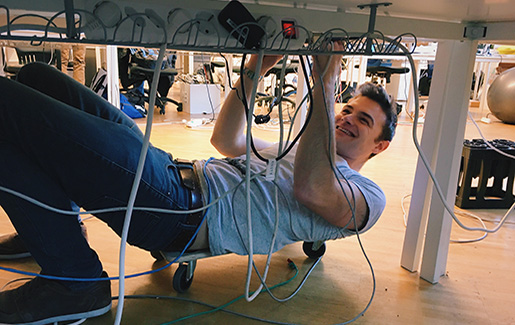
16,62,51,85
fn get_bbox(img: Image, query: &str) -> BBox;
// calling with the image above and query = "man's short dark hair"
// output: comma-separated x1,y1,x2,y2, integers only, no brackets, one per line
354,82,397,142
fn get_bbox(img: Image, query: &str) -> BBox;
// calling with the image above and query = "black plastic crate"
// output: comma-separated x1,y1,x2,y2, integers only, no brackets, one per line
455,139,515,209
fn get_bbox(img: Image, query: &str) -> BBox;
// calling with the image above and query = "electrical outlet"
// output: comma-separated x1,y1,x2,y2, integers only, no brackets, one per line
196,12,215,35
464,26,487,39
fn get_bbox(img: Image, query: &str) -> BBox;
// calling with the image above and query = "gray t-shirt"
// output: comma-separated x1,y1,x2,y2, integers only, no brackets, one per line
194,143,386,256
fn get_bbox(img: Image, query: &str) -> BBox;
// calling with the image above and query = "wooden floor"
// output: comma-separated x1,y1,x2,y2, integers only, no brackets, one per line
1,89,514,325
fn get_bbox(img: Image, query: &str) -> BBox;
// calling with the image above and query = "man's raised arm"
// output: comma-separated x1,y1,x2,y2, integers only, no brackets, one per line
211,55,281,158
293,46,368,230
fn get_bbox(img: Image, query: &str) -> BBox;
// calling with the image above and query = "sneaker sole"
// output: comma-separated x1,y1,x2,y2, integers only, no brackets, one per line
0,252,31,260
3,302,112,325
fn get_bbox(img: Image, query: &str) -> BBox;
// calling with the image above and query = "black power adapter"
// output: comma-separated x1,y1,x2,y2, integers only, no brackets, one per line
218,0,265,49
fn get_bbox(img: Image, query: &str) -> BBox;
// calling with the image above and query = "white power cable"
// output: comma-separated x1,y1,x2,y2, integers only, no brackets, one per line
0,180,229,218
316,58,377,324
244,55,292,302
244,49,264,302
114,43,167,325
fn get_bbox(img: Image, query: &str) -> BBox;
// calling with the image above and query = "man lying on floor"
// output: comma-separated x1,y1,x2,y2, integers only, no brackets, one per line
0,45,396,324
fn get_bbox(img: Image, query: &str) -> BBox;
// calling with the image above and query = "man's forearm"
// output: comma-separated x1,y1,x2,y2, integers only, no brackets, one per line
293,54,363,228
211,78,251,156
211,63,273,157
294,75,338,203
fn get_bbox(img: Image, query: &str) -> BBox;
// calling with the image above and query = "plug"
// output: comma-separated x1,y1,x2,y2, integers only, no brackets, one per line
185,119,203,128
196,12,215,35
255,115,270,124
481,117,491,124
254,114,270,124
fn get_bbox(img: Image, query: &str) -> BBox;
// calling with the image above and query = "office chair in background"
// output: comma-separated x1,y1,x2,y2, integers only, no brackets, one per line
3,46,61,78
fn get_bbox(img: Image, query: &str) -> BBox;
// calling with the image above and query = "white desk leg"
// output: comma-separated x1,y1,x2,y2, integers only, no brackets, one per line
0,48,5,77
400,135,434,272
358,56,368,84
406,60,421,116
400,55,440,273
401,40,478,284
478,62,494,116
293,56,309,138
472,61,482,100
106,45,120,109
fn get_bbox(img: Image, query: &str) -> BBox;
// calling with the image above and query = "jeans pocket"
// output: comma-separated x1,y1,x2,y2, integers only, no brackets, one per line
177,220,199,233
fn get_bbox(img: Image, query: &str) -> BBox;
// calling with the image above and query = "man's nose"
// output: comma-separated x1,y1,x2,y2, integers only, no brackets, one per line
342,114,355,124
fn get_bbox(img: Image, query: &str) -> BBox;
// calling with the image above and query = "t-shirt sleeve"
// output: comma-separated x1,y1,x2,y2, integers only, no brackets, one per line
349,175,386,234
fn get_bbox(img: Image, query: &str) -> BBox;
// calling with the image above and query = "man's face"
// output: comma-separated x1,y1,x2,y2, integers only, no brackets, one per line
334,95,389,165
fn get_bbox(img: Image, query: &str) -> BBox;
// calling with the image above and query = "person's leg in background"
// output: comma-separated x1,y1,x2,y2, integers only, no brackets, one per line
71,44,86,85
60,44,72,77
61,43,86,85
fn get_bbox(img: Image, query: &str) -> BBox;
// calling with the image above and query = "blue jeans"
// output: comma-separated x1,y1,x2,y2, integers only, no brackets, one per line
0,63,192,280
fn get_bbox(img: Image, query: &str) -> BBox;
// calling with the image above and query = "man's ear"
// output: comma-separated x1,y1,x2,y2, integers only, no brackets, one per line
372,140,390,155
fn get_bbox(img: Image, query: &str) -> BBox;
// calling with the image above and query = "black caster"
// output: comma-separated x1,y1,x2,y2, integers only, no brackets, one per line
303,241,326,259
150,250,164,261
173,262,195,293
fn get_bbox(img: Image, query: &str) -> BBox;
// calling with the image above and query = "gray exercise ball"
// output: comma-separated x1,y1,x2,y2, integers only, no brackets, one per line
487,67,515,124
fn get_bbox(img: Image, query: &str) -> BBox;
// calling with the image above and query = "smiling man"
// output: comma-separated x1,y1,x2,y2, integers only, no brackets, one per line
0,46,396,324
335,90,394,167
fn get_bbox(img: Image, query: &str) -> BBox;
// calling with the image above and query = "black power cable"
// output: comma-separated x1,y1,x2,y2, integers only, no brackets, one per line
239,54,314,163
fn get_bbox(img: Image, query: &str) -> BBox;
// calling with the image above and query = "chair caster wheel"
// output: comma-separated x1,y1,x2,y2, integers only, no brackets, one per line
303,241,326,259
173,263,193,293
150,250,164,261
